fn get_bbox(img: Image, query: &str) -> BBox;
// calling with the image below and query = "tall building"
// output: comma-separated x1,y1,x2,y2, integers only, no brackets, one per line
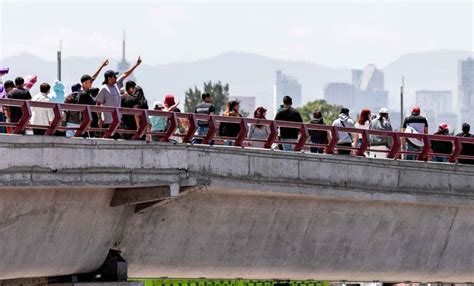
323,82,357,109
458,57,474,126
352,64,384,91
324,64,388,116
273,70,302,115
416,90,457,133
230,95,256,117
117,30,135,82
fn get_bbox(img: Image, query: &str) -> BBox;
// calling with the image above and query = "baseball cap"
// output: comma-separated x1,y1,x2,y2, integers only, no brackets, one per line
412,106,421,114
153,101,164,109
379,107,389,114
439,122,449,130
104,70,119,78
80,74,92,83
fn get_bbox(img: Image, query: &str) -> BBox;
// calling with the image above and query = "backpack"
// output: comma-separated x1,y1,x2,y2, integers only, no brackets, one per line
64,92,81,124
64,92,79,104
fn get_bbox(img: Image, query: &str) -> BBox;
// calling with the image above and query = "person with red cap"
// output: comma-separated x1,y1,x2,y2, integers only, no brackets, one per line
431,122,452,162
401,106,429,160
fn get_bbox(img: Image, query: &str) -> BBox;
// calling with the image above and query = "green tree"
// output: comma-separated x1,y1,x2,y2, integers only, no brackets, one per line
297,99,343,124
184,81,230,114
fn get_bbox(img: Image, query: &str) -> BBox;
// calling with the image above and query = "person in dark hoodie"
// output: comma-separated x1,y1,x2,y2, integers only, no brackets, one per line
431,123,452,162
332,107,355,155
308,109,328,153
456,123,474,165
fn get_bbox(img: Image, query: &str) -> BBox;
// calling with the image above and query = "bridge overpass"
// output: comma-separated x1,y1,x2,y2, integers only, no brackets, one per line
1,135,474,283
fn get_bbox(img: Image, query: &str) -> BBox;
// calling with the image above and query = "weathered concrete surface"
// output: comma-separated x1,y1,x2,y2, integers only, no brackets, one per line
1,135,474,282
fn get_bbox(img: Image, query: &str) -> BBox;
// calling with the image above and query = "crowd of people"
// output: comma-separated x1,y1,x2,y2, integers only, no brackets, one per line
0,59,473,164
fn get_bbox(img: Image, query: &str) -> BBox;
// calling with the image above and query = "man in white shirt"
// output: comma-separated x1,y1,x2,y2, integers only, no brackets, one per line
30,83,54,135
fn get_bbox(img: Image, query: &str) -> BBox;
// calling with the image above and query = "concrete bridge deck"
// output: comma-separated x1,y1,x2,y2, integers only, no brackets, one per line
1,135,474,283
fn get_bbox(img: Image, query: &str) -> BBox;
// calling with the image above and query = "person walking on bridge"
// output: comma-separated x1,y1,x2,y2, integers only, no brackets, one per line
332,107,355,155
274,95,303,151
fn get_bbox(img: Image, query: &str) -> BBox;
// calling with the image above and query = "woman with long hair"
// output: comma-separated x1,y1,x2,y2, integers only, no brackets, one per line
248,107,271,148
353,108,372,149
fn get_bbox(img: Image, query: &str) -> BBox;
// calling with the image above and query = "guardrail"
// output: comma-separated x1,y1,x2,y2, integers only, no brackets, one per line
1,98,474,163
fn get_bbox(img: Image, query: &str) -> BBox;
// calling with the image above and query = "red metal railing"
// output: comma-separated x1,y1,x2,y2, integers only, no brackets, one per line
1,98,474,163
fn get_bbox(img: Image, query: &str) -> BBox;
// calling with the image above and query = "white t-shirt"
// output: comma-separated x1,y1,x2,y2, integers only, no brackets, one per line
30,92,54,126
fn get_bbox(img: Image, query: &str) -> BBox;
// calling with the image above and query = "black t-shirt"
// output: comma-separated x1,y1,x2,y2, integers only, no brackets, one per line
219,114,242,138
77,90,95,105
134,86,148,110
121,94,141,130
7,88,32,123
194,101,215,127
77,90,99,126
274,107,303,139
456,132,474,164
431,131,452,155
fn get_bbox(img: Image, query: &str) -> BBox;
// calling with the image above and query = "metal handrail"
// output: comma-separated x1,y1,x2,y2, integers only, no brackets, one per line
2,98,474,163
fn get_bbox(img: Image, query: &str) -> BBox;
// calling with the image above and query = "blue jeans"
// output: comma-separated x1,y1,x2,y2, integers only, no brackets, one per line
0,112,5,133
192,126,209,144
433,156,448,162
66,122,80,138
281,138,298,151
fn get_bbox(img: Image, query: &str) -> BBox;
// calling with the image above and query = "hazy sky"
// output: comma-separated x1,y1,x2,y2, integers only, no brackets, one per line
1,0,473,68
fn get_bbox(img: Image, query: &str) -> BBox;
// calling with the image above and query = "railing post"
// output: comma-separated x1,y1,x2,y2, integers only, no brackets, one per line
294,123,308,152
325,126,339,154
183,113,197,143
13,101,31,134
75,106,92,137
449,137,462,163
387,133,400,159
202,115,216,145
418,134,431,161
234,118,249,147
45,103,62,136
160,112,177,142
356,130,370,156
132,109,150,140
103,108,121,138
264,121,278,149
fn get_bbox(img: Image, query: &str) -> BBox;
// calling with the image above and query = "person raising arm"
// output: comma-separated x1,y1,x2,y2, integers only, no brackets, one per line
90,59,109,83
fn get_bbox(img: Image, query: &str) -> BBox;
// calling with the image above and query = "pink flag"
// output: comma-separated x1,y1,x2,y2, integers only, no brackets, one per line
24,75,37,90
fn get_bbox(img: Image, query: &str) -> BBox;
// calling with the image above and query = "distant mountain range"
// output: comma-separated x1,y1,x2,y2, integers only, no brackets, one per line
1,50,473,114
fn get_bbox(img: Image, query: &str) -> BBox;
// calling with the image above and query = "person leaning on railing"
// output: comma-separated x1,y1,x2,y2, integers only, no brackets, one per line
308,109,328,154
401,106,428,160
147,100,180,142
368,108,393,159
456,123,474,165
248,107,270,148
332,107,355,155
430,123,452,163
218,100,242,146
30,83,54,136
6,77,32,134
